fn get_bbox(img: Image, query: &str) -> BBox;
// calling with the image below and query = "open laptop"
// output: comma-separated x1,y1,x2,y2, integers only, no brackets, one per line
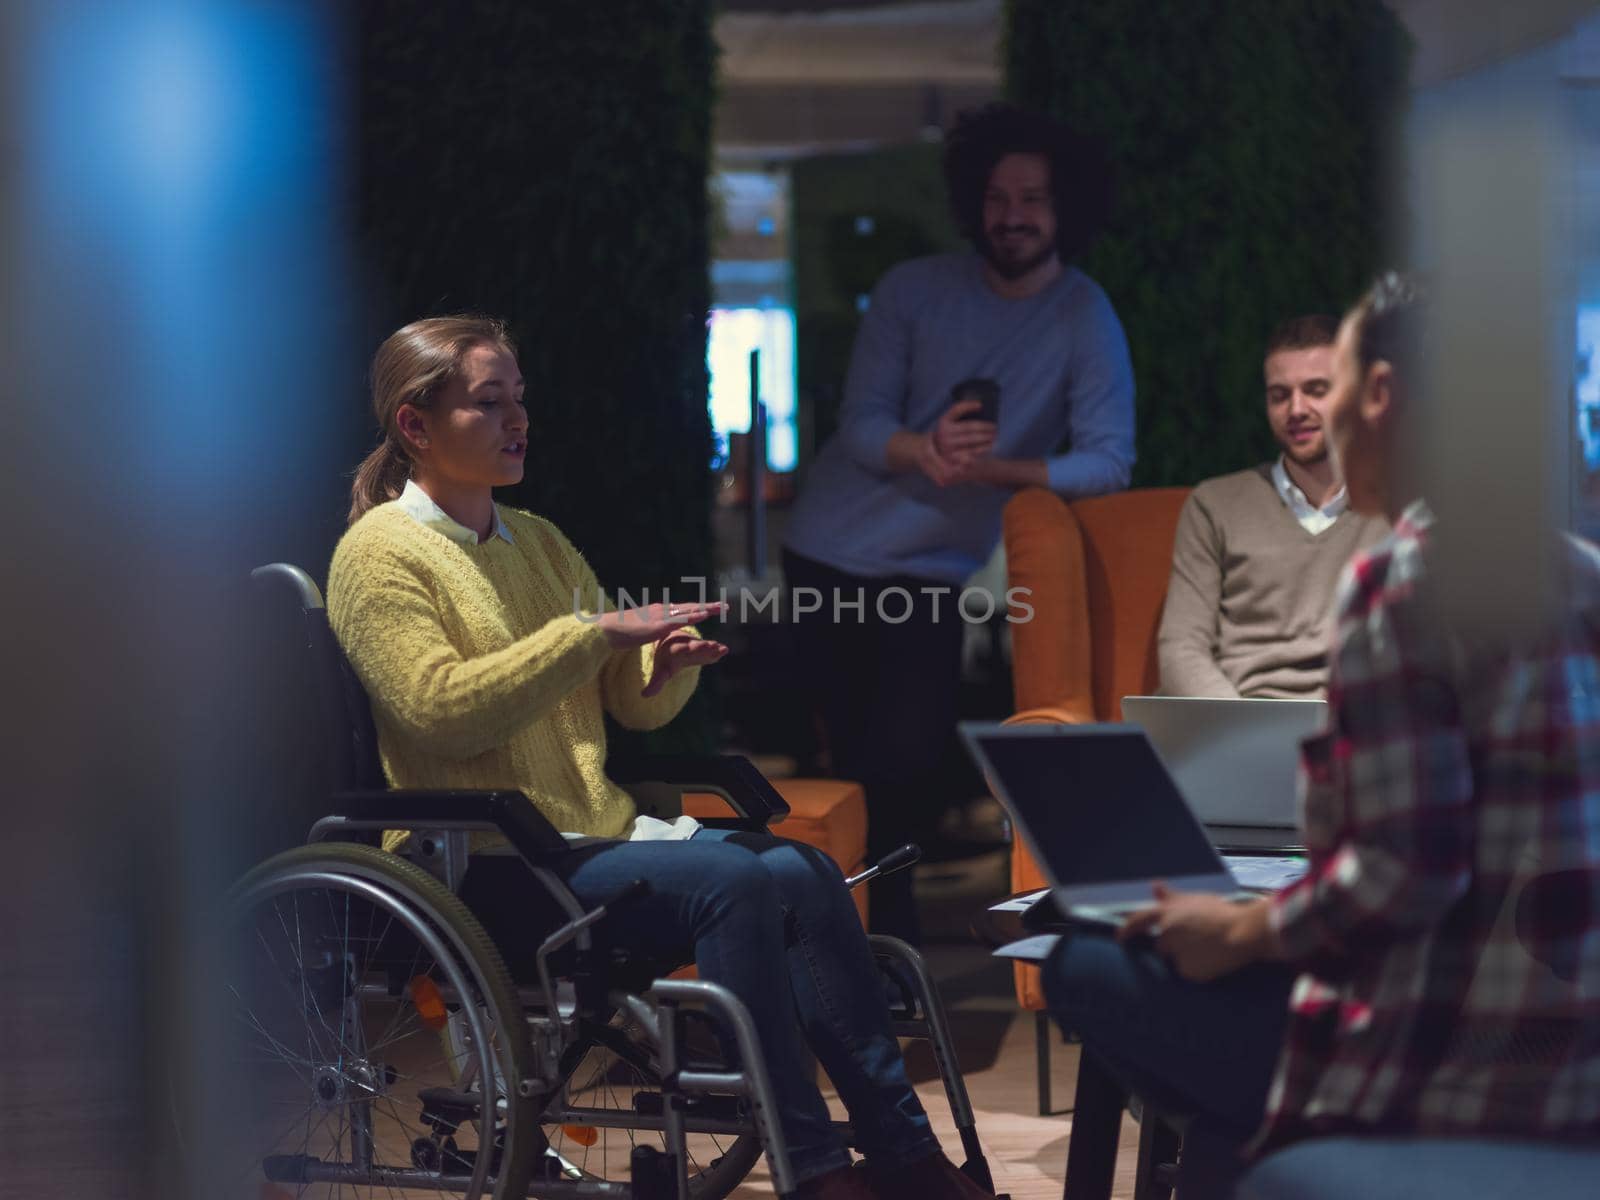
959,721,1254,928
1120,696,1324,851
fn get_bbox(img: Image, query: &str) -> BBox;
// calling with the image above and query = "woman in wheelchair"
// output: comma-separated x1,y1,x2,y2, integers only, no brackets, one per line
325,315,989,1200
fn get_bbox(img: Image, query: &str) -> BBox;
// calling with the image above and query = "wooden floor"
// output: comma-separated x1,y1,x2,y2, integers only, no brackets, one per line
732,1009,1144,1200
732,844,1146,1200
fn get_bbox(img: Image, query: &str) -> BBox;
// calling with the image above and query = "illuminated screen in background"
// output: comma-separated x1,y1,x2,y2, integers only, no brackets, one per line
1579,306,1600,471
707,306,797,472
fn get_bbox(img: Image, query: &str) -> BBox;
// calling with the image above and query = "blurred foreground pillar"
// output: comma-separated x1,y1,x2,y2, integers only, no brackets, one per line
0,3,348,1195
1404,28,1585,639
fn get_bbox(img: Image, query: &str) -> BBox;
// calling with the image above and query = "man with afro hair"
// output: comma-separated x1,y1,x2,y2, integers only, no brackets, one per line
784,103,1136,943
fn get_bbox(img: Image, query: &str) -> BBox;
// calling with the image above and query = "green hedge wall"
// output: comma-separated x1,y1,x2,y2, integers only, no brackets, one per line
358,0,718,749
1005,0,1410,485
791,145,964,464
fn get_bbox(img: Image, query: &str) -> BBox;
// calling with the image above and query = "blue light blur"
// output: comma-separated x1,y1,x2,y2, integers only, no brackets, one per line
14,0,346,526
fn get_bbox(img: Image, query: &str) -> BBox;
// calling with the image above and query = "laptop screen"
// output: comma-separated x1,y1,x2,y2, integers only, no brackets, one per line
1120,696,1322,830
969,726,1227,887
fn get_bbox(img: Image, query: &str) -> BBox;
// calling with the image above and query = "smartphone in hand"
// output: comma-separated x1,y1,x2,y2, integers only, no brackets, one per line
951,377,1000,424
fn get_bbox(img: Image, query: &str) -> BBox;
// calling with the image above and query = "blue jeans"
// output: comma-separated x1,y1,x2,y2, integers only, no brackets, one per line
1043,933,1294,1199
463,828,936,1182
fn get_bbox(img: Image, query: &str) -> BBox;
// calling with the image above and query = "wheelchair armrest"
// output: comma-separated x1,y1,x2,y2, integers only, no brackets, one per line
607,754,791,828
327,788,570,858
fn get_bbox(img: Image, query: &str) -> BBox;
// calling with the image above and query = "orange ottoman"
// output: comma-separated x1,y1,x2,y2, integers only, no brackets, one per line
684,777,869,926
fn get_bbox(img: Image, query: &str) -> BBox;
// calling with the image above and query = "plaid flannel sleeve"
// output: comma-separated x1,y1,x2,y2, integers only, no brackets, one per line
1270,557,1475,966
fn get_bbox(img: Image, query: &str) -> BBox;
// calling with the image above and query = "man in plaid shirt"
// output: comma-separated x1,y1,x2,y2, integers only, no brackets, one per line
1043,274,1600,1197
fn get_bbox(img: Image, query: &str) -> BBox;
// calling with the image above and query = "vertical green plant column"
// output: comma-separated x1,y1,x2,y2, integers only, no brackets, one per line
790,146,963,462
359,0,718,748
1005,1,1410,485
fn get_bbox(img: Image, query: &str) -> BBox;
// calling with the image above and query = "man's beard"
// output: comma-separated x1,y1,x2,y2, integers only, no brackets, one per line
1279,436,1329,468
981,227,1058,281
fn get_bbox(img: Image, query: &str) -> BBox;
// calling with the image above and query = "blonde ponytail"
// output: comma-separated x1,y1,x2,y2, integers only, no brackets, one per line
348,437,413,525
347,314,516,527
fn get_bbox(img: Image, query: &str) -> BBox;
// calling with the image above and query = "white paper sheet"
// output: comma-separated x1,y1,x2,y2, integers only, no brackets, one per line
1224,855,1309,891
988,888,1049,914
992,933,1062,962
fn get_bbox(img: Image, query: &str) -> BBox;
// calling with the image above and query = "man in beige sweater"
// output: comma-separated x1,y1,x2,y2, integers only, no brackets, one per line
1158,315,1389,697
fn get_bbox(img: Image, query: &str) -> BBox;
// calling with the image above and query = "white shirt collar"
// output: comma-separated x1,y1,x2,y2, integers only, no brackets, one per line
396,478,514,546
1271,456,1347,535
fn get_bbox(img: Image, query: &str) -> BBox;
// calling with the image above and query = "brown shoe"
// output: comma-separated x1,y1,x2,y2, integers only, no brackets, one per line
797,1162,879,1200
865,1151,994,1200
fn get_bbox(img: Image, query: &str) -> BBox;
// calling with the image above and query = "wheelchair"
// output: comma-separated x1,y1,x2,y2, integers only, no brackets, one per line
218,562,999,1200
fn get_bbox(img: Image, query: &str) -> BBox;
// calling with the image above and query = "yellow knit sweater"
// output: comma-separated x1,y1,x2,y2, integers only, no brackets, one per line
326,502,700,844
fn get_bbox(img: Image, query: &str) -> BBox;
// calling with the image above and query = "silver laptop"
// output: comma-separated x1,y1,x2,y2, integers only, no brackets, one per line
959,721,1251,924
1120,696,1324,850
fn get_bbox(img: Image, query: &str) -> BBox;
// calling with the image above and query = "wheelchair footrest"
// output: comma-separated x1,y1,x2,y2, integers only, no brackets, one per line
631,1144,678,1200
418,1085,485,1127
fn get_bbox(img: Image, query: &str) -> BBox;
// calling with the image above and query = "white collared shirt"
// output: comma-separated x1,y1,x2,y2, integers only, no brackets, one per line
396,478,515,546
1271,457,1347,536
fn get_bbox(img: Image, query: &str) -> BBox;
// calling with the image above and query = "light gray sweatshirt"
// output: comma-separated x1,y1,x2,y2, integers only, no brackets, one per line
785,253,1136,583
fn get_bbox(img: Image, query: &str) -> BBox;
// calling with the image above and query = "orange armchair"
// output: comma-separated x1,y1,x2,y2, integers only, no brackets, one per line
1000,485,1190,1108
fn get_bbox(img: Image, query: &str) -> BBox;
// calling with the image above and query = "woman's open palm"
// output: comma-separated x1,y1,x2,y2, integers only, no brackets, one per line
642,628,729,697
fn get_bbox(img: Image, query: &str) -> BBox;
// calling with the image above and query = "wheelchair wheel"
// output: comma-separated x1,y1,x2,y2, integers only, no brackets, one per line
213,842,535,1199
532,1010,764,1200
